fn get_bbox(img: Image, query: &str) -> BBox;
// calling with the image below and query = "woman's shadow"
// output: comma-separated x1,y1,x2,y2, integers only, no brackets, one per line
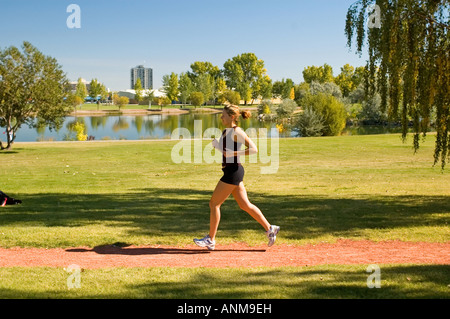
66,242,266,255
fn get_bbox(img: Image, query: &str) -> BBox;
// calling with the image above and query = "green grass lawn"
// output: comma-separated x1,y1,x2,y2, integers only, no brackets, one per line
0,134,449,298
1,134,448,248
1,265,448,299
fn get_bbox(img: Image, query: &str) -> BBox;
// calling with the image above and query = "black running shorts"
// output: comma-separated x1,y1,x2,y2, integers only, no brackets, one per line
220,164,244,186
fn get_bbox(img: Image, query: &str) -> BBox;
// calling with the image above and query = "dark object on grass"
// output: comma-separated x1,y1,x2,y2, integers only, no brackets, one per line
0,190,22,206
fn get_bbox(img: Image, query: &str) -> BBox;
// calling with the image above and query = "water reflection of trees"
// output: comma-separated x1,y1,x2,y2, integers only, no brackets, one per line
30,113,285,141
90,117,108,130
133,116,144,133
29,113,403,141
117,113,284,138
112,117,129,132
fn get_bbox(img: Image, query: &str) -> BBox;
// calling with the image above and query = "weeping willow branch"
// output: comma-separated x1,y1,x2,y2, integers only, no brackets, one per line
345,0,450,169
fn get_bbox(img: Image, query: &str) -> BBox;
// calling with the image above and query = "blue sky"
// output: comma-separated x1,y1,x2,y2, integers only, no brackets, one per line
0,0,368,91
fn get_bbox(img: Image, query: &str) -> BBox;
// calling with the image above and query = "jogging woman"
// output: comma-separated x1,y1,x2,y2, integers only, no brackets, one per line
194,104,280,250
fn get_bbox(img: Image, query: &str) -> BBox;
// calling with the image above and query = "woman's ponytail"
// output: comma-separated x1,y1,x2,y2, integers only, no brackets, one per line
241,110,252,120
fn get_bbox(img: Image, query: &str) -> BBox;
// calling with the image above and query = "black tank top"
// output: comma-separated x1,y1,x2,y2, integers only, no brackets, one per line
221,126,242,166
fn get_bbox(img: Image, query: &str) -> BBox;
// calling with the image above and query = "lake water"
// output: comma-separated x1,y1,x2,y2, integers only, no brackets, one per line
5,113,415,143
9,113,285,142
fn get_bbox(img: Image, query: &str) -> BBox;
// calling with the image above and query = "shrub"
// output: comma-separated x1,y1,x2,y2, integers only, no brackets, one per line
310,81,342,99
294,107,325,137
152,96,171,107
189,92,205,107
294,82,311,105
73,122,87,141
257,99,275,115
160,96,172,106
223,90,241,105
301,93,347,136
66,95,84,108
276,99,298,119
113,94,129,110
359,93,387,124
344,101,363,121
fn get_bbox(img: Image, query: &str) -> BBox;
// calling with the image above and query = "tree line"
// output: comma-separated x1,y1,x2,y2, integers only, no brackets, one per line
158,54,367,108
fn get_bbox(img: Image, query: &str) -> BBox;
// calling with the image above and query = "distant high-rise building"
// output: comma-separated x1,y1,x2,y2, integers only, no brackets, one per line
130,65,153,90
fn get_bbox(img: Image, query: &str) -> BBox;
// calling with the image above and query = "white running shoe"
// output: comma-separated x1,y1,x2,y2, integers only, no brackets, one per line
266,225,280,247
193,235,216,251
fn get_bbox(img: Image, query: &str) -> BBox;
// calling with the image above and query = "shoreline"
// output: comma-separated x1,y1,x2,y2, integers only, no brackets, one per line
68,106,257,117
68,107,237,117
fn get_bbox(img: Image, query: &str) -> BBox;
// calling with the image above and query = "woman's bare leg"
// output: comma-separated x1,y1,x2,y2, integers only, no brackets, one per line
232,182,270,231
209,181,238,241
